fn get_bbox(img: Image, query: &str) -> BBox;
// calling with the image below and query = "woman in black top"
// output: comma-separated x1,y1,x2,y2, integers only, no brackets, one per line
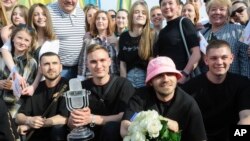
118,0,156,88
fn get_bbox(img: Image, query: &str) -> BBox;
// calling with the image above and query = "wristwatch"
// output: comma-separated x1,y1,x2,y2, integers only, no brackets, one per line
90,114,95,127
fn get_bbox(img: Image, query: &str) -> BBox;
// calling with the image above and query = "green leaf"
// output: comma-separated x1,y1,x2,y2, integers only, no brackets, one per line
168,131,181,141
158,120,181,141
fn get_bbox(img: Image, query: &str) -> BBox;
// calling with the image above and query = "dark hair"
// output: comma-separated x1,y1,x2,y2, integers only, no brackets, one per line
108,9,117,15
40,52,60,62
232,0,248,7
84,4,97,12
206,40,231,53
84,4,99,32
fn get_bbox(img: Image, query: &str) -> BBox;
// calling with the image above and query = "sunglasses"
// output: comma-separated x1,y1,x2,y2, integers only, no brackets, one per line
17,23,35,32
231,7,246,17
111,15,116,19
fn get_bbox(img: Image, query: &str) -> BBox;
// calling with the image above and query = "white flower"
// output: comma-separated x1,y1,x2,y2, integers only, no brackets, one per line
123,136,131,141
128,121,145,134
131,131,146,141
147,119,162,138
124,110,170,141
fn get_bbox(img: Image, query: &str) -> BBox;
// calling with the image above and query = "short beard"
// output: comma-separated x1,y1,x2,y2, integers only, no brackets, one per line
44,74,60,81
156,91,172,98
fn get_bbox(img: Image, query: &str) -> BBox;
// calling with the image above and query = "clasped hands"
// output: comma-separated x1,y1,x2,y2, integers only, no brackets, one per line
68,107,92,128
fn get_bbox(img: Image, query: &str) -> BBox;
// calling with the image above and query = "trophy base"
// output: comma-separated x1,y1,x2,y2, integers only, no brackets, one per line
67,127,95,141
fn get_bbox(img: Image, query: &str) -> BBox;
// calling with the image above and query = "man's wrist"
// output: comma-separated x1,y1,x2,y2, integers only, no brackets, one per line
90,114,95,127
44,118,53,127
181,70,190,77
25,117,31,126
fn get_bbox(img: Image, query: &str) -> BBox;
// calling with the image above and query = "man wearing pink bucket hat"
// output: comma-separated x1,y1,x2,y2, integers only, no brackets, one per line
121,56,207,141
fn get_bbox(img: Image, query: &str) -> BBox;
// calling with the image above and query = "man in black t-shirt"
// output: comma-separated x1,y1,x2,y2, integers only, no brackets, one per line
120,56,206,141
16,52,69,141
68,44,135,141
181,40,250,141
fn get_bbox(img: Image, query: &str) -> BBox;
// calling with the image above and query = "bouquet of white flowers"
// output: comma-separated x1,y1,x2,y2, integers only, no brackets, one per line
123,110,181,141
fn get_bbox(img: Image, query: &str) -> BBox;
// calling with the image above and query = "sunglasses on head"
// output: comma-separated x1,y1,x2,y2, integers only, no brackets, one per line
231,7,246,17
17,23,35,32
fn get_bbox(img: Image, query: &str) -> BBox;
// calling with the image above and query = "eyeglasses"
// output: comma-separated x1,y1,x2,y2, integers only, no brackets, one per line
231,7,246,17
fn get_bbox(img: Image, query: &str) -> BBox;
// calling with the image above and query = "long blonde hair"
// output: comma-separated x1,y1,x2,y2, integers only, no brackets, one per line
128,0,155,60
28,3,56,40
0,1,9,26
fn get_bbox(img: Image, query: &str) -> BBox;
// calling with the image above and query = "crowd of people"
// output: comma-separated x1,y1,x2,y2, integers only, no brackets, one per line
0,0,250,141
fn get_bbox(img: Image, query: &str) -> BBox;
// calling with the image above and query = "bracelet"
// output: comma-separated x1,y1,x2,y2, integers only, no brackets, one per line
90,114,95,127
181,70,189,77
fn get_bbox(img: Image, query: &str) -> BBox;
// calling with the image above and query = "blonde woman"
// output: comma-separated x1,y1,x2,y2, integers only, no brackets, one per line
181,2,200,26
1,4,28,43
0,25,37,117
0,1,9,47
118,0,156,88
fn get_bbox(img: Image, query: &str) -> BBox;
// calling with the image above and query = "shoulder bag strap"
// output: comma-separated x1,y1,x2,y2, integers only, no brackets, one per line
179,17,191,59
101,75,118,100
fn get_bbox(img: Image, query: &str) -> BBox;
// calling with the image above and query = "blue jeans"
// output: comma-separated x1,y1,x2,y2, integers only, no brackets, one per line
127,68,146,88
61,65,77,80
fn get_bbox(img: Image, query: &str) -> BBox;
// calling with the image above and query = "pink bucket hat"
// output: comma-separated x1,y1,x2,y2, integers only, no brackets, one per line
145,56,182,84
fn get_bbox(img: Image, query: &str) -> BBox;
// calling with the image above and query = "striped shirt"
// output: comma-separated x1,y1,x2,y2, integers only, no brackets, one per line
47,2,85,66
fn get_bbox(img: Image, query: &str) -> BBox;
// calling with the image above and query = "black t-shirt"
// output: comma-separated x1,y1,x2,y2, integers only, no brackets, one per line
82,76,135,140
18,78,69,141
0,99,19,141
181,73,250,141
0,38,3,49
123,86,206,141
118,31,148,72
154,17,199,70
82,76,135,115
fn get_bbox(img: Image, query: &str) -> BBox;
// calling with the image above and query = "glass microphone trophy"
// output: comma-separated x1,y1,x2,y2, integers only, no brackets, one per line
64,78,94,141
